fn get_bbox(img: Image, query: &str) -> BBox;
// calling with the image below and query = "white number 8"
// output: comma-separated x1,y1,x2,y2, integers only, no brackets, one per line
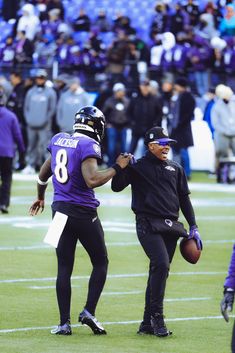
54,149,68,183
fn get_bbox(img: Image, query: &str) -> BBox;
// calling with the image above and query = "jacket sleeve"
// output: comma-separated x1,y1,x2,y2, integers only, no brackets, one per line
224,244,235,289
111,167,131,192
48,89,57,119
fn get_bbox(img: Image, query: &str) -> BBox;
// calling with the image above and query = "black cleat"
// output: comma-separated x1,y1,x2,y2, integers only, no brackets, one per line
0,205,9,214
151,313,172,337
137,321,154,335
51,322,72,335
79,309,107,335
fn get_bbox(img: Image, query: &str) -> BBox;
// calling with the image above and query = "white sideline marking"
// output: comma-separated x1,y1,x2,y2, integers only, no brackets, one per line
0,315,233,334
0,272,226,284
0,239,234,252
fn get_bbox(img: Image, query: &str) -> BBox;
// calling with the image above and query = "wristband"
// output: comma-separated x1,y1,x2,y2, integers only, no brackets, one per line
112,163,122,174
37,177,49,186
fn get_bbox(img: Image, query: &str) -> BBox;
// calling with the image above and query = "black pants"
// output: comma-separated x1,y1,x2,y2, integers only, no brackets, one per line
232,320,235,353
0,157,13,208
136,217,178,322
55,215,108,325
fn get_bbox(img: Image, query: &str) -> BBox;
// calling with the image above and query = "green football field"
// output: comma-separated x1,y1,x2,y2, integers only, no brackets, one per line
0,172,234,353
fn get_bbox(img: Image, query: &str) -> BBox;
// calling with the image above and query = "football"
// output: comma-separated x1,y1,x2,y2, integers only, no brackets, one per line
179,238,201,264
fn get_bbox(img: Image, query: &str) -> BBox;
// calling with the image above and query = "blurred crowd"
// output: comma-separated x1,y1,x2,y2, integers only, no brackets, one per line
0,0,235,93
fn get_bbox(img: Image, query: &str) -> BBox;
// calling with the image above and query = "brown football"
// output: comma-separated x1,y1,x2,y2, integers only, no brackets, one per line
179,238,201,264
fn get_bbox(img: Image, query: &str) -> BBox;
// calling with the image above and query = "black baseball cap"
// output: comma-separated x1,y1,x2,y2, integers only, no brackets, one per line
144,126,177,145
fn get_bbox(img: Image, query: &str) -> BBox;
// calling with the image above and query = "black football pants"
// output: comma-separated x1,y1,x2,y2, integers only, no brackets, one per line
55,215,108,325
136,217,178,322
0,157,13,208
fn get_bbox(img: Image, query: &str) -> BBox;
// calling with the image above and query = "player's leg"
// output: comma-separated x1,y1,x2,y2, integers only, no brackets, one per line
78,216,108,334
51,217,78,335
136,217,173,337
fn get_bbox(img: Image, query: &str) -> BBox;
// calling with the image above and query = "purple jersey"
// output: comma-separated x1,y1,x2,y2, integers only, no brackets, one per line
48,132,102,208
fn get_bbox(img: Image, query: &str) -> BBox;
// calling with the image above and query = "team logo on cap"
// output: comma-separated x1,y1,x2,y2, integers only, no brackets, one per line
162,128,169,137
149,133,154,139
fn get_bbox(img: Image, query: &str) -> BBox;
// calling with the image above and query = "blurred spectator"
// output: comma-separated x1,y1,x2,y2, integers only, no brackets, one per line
150,2,170,38
16,3,40,41
34,32,57,67
0,90,25,213
7,71,27,159
14,31,34,67
170,77,195,180
23,69,57,174
94,9,111,32
203,86,216,139
105,30,129,82
0,36,15,69
73,8,91,32
194,13,219,40
2,0,19,21
112,12,136,36
46,0,65,20
219,4,235,37
188,35,213,97
53,73,70,98
211,84,235,176
56,76,90,133
128,78,162,155
170,3,190,35
172,32,191,76
40,8,63,42
102,82,130,166
183,0,200,27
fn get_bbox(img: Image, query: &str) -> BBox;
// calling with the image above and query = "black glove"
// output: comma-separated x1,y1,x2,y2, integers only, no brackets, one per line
220,288,235,322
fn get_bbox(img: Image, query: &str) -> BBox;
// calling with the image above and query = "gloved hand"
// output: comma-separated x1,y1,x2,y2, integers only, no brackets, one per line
221,288,235,322
189,225,203,250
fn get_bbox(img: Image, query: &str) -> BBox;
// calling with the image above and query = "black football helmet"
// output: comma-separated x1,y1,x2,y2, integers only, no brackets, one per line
73,106,106,142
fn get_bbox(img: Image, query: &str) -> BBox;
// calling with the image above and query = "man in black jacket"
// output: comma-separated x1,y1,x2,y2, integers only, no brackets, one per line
111,126,202,337
128,78,162,155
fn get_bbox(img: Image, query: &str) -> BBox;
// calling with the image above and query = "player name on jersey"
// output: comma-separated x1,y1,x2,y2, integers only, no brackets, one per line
54,137,79,148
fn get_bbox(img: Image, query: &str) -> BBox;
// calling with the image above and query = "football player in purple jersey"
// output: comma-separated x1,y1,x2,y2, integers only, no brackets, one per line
29,105,132,336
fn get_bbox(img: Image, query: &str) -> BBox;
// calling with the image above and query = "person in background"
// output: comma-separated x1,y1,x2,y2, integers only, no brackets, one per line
0,91,25,214
111,126,202,338
23,68,57,174
211,84,235,179
169,77,195,180
221,244,235,353
203,87,216,139
128,78,162,156
102,82,130,166
29,105,132,335
56,76,90,133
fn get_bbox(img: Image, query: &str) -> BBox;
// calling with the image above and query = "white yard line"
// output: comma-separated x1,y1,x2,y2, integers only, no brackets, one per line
0,272,226,284
0,314,233,334
0,238,234,252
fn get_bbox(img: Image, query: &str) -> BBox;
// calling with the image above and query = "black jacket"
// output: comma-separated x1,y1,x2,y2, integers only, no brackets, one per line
112,151,195,225
128,93,162,135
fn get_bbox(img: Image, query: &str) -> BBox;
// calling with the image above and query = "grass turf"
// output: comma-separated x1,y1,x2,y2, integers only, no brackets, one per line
0,171,234,353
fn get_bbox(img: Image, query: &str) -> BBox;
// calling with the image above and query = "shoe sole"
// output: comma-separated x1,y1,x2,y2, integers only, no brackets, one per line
156,330,173,337
80,317,106,335
51,329,72,335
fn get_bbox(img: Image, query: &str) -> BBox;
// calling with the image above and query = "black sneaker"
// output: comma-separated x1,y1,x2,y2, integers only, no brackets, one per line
78,309,107,335
137,321,154,335
0,205,8,214
51,322,72,335
151,313,172,337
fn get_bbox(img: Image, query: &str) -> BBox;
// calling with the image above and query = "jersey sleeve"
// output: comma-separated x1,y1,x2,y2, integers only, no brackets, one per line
80,139,102,161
